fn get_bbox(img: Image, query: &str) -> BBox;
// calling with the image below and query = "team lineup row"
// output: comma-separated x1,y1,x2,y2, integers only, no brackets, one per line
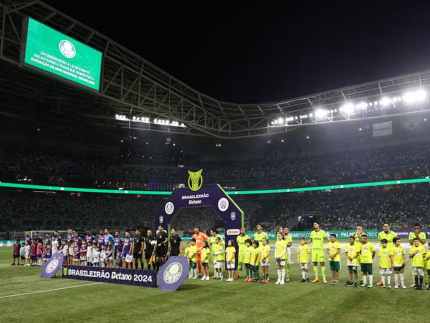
9,222,430,289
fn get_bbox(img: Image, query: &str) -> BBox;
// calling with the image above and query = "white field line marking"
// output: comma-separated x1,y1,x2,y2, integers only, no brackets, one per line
0,282,102,299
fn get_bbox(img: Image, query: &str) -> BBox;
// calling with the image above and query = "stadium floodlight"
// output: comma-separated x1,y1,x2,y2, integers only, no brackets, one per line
277,117,284,124
357,102,368,110
379,97,391,107
315,109,328,118
402,90,426,104
340,103,354,114
309,113,313,117
373,101,378,106
285,117,294,122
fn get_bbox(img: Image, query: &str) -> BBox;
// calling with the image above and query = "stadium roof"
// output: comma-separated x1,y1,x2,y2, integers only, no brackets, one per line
2,0,430,139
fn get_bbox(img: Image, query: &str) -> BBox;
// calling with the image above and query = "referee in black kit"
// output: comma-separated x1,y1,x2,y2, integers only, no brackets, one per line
154,225,168,272
133,229,145,270
169,228,182,257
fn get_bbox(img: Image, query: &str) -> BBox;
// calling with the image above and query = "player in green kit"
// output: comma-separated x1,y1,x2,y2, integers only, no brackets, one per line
254,224,269,244
235,228,250,278
326,233,341,284
307,221,328,283
377,222,397,286
409,223,426,287
391,237,406,289
360,233,376,288
283,227,293,282
274,232,287,285
210,229,223,279
410,237,426,290
346,236,361,287
378,239,392,288
352,224,366,284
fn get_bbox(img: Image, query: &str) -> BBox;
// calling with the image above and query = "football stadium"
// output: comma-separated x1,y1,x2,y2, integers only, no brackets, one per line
1,1,430,322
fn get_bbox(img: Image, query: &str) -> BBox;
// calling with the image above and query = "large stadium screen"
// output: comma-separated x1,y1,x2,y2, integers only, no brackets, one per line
21,17,102,91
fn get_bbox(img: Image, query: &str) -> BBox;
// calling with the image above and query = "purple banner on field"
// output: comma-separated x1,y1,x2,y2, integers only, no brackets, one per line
41,253,63,278
62,266,157,288
155,184,243,267
394,230,430,239
158,256,189,292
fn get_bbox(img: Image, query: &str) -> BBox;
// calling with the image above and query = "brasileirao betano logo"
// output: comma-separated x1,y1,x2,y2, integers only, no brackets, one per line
188,169,203,191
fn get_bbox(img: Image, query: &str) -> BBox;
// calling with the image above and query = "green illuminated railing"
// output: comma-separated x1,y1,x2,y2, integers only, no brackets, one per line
0,177,429,195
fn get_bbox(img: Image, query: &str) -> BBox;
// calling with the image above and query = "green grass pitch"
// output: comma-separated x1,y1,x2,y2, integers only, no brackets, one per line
0,239,428,322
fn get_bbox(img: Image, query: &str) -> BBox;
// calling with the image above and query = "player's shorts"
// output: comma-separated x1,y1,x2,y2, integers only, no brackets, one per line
226,261,235,269
144,252,152,260
394,265,404,272
311,250,325,263
348,264,358,272
329,261,340,271
412,267,424,276
13,253,19,259
202,262,209,267
37,254,42,259
260,261,270,267
253,265,259,271
155,246,166,257
134,252,143,259
73,258,80,262
300,263,309,270
215,261,224,269
380,268,392,275
93,262,99,266
81,256,86,261
361,263,373,274
20,255,25,260
245,263,251,269
427,269,430,276
276,259,286,267
107,256,112,261
170,249,180,257
189,260,197,268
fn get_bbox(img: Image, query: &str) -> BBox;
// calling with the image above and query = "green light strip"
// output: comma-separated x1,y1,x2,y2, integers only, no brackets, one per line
0,177,429,195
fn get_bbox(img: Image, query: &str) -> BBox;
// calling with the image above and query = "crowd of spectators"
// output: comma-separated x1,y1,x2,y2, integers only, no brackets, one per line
1,184,429,233
1,141,430,190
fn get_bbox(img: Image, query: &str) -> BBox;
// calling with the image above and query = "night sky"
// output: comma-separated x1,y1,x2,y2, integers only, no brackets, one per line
45,0,430,103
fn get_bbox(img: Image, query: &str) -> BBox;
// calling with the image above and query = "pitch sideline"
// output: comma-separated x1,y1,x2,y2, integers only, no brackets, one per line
0,282,103,299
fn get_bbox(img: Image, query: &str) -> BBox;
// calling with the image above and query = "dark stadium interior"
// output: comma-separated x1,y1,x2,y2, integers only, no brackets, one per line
1,1,430,238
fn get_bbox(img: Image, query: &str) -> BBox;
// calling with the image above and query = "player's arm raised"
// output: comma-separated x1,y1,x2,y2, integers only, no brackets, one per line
306,238,312,245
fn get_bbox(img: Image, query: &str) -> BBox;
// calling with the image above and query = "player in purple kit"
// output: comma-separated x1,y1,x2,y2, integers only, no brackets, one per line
25,232,32,243
106,241,113,268
45,233,52,247
53,231,62,246
43,243,52,263
122,231,134,269
85,230,95,244
116,249,122,268
98,230,104,251
67,228,73,243
73,241,80,265
80,242,88,266
114,231,123,256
